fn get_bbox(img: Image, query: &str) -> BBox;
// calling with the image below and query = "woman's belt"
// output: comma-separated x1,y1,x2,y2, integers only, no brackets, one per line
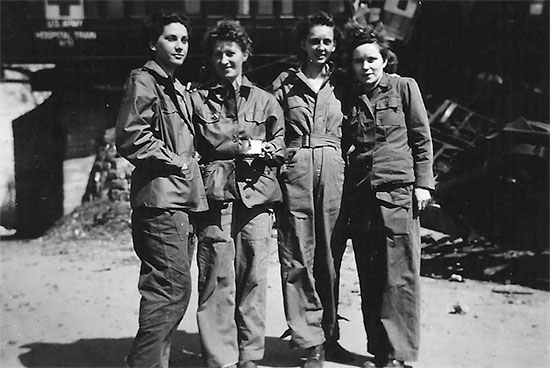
287,134,341,149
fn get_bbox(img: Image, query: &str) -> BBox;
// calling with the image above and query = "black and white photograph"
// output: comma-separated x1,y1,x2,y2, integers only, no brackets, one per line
0,1,548,367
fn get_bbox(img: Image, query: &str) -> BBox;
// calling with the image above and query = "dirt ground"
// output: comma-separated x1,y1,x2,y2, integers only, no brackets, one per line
1,228,549,368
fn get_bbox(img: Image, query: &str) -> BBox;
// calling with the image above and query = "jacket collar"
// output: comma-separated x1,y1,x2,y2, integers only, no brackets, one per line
143,60,186,92
205,75,254,100
355,72,392,97
143,60,172,80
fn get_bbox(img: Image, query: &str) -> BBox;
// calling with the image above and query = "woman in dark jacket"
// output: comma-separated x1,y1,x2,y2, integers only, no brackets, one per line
343,24,434,368
116,11,207,368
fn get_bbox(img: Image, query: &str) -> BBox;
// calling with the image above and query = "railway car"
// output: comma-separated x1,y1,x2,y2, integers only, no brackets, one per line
1,0,363,87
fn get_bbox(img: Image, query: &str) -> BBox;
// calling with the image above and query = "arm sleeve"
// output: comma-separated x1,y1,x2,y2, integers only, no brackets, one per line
115,73,186,173
401,78,435,190
264,93,286,165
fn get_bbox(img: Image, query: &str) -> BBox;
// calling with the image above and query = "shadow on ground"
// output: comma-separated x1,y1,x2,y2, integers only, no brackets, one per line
18,331,368,367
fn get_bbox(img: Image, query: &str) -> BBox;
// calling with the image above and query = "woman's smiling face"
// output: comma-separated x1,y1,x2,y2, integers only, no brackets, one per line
302,24,336,66
211,40,248,82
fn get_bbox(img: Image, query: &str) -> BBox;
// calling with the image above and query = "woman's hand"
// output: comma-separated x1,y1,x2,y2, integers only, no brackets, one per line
261,142,276,160
414,187,431,212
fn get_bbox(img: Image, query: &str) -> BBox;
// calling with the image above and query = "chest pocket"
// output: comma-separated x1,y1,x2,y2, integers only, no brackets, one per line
375,96,405,126
151,101,179,134
243,111,266,126
195,109,221,125
349,110,374,144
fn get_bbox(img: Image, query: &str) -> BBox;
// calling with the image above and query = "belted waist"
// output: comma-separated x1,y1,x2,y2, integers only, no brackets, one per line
287,134,341,149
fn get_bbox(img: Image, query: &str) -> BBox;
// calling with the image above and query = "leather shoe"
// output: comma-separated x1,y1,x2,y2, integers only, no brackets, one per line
363,358,410,368
304,344,324,368
324,341,354,363
238,361,257,368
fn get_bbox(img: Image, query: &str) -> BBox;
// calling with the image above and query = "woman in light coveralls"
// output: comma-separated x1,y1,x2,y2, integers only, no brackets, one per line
271,11,353,367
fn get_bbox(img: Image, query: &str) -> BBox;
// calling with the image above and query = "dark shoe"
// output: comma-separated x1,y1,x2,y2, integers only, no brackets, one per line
304,344,324,368
238,361,257,368
324,341,355,363
363,358,410,368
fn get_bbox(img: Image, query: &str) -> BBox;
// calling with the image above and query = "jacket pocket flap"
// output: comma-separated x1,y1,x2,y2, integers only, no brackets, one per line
243,111,265,125
376,96,401,110
195,109,220,124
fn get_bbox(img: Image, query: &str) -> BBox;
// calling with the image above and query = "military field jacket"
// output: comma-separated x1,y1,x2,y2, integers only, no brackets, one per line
191,76,285,208
345,73,435,190
116,60,207,211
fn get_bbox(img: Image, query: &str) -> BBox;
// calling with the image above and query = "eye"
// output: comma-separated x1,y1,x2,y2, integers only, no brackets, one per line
309,38,321,45
165,35,177,41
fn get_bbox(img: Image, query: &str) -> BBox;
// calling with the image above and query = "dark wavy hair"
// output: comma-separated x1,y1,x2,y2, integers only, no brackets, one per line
203,19,253,57
145,11,191,46
344,21,390,62
294,11,341,62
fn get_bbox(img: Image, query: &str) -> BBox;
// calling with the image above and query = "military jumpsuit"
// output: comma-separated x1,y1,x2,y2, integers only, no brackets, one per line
190,77,285,367
343,74,434,362
271,65,348,349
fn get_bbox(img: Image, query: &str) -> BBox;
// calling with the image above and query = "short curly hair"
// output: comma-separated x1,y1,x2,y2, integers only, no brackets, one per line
203,19,253,57
345,21,390,62
294,11,340,62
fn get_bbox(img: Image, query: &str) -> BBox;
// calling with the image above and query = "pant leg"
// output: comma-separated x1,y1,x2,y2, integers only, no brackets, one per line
128,207,193,368
196,202,239,367
277,148,325,349
233,203,273,362
378,186,421,362
312,147,344,342
349,189,392,360
350,185,421,362
331,177,353,341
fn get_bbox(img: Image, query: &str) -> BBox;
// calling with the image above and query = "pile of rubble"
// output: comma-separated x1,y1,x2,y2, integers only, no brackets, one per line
420,228,549,290
81,127,133,203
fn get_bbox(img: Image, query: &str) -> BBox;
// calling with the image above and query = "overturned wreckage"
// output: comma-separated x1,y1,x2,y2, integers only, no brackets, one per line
421,100,549,288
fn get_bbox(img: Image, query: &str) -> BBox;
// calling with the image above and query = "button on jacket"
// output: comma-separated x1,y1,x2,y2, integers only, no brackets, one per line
343,73,435,362
271,65,349,348
190,76,285,208
116,60,208,211
345,73,435,191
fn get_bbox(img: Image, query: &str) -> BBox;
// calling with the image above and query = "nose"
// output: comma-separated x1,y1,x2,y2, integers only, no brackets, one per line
362,61,371,70
175,41,183,51
220,54,230,65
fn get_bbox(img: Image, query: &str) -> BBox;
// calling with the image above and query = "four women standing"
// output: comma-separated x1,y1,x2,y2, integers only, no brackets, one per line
118,10,433,368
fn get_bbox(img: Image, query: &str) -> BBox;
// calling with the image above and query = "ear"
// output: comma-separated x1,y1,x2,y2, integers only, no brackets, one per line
149,40,156,52
382,58,388,68
243,50,250,62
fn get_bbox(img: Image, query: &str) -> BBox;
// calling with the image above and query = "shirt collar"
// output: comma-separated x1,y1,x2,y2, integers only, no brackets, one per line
355,72,391,96
208,75,253,95
378,73,391,91
143,60,187,93
143,60,172,80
